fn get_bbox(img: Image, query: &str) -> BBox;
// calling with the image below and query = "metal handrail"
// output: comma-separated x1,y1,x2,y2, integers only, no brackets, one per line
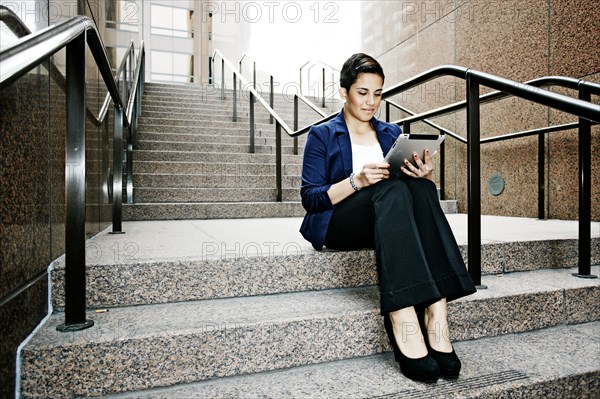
0,13,145,331
0,5,30,36
300,60,340,88
299,59,340,107
385,99,465,142
1,5,110,127
384,76,600,210
238,52,256,88
212,49,293,129
302,59,340,73
0,18,126,121
209,55,598,285
389,75,600,128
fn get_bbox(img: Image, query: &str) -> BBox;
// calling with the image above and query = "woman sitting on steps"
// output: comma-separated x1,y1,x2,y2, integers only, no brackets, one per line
299,53,477,383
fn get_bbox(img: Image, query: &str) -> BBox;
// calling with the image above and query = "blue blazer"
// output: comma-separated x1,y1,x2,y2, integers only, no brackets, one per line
300,110,402,250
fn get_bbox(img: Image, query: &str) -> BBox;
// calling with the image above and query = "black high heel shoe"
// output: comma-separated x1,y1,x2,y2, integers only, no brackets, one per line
383,314,440,383
427,346,461,379
417,309,461,379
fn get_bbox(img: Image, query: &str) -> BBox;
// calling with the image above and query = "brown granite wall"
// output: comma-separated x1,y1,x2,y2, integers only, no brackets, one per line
0,0,114,396
361,0,599,220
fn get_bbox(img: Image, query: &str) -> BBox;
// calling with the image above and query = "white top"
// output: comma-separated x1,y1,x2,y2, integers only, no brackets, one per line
351,143,384,174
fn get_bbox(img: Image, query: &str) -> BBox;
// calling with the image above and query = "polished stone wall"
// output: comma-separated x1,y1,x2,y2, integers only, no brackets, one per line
0,1,115,396
361,0,599,220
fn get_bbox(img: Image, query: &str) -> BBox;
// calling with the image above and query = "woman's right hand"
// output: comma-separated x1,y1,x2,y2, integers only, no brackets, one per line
355,162,390,188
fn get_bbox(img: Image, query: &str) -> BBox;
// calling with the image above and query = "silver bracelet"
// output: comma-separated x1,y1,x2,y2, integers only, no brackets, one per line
349,173,361,191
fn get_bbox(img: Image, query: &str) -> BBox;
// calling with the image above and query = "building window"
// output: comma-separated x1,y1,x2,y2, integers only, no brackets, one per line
151,51,194,83
105,1,139,32
150,4,194,38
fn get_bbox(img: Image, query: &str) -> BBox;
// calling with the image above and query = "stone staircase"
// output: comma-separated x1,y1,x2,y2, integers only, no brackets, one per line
17,83,600,398
123,82,319,221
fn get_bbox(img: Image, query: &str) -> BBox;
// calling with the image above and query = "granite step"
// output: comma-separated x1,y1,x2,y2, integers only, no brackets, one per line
123,200,457,221
94,322,600,399
136,132,306,146
122,201,305,221
140,97,310,111
143,87,311,99
50,217,600,309
133,173,301,189
138,117,313,134
132,187,301,203
140,105,326,125
132,160,303,175
140,112,319,127
141,96,322,109
142,84,324,106
137,124,296,138
138,118,279,130
136,140,302,155
133,150,303,163
141,94,310,110
137,132,271,145
142,103,323,116
140,98,326,118
22,268,600,398
140,113,318,128
137,124,304,140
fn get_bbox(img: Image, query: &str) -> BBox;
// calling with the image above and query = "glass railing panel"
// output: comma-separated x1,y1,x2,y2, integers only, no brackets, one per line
0,59,53,297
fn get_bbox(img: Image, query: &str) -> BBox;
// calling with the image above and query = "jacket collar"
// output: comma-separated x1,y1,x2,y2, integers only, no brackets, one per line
335,109,397,176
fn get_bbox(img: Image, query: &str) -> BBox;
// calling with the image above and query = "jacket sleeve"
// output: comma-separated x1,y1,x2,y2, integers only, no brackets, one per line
300,126,334,213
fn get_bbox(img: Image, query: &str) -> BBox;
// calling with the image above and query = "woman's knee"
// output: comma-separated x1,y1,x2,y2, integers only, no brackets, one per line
408,178,438,199
377,179,411,198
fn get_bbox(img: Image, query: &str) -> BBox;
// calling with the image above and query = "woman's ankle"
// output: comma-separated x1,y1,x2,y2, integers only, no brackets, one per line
389,308,428,359
424,301,454,353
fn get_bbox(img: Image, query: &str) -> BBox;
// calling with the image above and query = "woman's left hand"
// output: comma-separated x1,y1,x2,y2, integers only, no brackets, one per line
401,149,434,179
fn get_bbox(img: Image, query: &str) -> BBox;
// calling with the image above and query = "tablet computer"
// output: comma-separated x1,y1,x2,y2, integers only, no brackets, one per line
384,133,445,172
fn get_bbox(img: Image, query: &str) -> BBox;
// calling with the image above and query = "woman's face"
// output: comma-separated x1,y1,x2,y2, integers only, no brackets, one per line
340,72,383,123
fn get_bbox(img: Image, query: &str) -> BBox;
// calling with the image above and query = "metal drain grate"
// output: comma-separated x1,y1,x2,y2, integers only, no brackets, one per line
372,369,530,399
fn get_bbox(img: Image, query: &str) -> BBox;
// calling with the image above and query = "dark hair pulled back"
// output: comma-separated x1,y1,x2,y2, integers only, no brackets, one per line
339,53,385,91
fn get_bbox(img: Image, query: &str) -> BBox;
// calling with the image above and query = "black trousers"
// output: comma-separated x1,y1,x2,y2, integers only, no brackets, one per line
324,177,476,314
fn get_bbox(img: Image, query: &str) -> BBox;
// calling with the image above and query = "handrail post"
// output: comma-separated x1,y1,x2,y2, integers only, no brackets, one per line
249,91,255,153
208,56,213,85
221,59,225,100
111,104,126,233
128,46,133,97
466,73,485,289
439,137,445,200
238,60,242,98
233,71,237,122
57,32,93,332
136,49,144,146
385,101,390,122
293,95,299,155
573,87,597,279
269,75,274,124
537,134,545,219
276,122,283,202
322,67,326,108
126,110,134,204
